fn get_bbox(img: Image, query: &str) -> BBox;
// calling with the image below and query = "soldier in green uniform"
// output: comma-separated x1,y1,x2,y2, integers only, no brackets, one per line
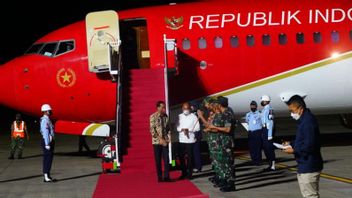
197,97,219,184
208,96,236,192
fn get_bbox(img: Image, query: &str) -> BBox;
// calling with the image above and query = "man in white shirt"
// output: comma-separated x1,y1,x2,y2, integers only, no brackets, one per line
177,102,200,179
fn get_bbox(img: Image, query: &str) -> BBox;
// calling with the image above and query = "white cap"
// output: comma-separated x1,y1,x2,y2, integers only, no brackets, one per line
260,95,271,102
41,104,52,112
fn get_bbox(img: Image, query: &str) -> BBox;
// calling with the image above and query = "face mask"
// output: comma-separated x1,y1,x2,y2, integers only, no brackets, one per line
261,101,266,107
251,108,257,112
183,110,190,115
291,112,300,120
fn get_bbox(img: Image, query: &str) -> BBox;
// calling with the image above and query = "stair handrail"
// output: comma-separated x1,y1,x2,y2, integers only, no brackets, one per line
163,34,172,164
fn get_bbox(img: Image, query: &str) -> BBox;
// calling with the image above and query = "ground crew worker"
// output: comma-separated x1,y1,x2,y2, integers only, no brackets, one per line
260,95,276,171
40,104,56,182
208,96,235,192
245,101,262,165
8,113,29,159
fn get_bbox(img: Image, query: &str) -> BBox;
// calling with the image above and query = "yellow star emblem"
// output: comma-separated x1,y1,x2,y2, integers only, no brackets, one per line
61,72,72,83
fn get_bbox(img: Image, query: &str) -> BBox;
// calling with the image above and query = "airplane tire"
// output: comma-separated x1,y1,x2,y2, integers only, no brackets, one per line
97,139,115,162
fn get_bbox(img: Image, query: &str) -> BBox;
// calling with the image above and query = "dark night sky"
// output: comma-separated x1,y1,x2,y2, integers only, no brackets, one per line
0,0,193,64
0,0,192,124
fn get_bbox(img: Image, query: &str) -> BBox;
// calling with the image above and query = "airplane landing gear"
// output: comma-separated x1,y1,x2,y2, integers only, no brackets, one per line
97,137,120,173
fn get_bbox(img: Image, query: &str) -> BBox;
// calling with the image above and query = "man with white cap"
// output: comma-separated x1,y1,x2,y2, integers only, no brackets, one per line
260,95,276,171
40,104,56,182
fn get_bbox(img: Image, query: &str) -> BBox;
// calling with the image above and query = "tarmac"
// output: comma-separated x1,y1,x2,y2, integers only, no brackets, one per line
0,114,351,198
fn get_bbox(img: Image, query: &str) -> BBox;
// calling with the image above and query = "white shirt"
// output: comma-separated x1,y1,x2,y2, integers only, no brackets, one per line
177,113,200,143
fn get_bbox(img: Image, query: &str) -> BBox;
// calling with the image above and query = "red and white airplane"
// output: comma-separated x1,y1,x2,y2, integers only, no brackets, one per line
1,0,352,137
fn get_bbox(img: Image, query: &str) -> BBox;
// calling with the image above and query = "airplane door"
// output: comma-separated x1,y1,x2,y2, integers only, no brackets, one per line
163,34,179,75
86,10,121,75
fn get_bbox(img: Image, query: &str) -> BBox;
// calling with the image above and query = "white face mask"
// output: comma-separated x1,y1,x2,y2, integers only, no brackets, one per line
183,110,190,115
291,112,301,120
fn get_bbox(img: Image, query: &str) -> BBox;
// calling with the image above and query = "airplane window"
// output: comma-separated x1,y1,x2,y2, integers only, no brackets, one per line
39,43,58,57
313,32,322,43
214,36,223,48
262,34,271,46
25,43,44,54
182,38,191,50
279,33,287,45
331,30,339,43
230,36,239,48
296,33,304,44
350,30,352,41
198,37,207,49
56,40,75,56
246,35,255,47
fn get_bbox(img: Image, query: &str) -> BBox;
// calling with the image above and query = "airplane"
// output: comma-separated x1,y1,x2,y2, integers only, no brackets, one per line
1,0,352,164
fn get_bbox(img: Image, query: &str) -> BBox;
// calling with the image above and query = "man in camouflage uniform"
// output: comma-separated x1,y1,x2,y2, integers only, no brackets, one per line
197,97,219,183
208,96,235,192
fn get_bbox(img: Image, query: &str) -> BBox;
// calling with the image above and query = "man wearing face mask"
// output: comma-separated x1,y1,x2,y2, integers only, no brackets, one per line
177,102,200,179
260,95,276,171
40,104,56,182
283,95,323,198
245,101,262,165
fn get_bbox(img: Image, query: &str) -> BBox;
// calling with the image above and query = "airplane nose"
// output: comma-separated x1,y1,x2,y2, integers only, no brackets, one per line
0,62,16,109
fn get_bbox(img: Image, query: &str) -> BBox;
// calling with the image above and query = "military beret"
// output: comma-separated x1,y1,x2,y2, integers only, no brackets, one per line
217,96,228,107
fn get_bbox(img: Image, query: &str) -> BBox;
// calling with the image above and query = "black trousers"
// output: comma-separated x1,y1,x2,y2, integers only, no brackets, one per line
153,144,169,179
248,129,263,164
261,128,275,162
193,131,202,171
42,140,55,175
78,136,90,152
179,143,194,177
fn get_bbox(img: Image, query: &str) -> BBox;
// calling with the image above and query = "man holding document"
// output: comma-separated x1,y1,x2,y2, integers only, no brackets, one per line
281,95,323,198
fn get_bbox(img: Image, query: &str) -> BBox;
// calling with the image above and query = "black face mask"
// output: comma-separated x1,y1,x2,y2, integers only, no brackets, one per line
251,108,257,112
261,101,266,107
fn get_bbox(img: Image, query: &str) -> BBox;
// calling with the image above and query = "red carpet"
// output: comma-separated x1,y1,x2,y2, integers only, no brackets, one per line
93,69,207,198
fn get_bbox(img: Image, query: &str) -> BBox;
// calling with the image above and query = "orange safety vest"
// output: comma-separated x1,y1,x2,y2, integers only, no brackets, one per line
12,121,25,138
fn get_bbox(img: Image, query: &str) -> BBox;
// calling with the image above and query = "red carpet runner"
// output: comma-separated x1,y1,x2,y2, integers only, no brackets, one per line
93,69,207,198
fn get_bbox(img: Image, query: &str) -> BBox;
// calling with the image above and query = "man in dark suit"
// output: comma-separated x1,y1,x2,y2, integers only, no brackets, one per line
283,95,323,198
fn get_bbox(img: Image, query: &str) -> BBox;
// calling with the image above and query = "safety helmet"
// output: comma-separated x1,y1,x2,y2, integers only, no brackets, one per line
41,104,52,112
260,95,271,102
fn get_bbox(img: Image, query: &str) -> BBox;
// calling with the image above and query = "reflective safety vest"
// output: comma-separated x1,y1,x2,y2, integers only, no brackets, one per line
12,121,25,138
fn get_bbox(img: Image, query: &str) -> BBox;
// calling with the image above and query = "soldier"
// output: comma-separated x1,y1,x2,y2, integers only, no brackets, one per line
8,113,29,159
208,96,236,192
260,95,276,171
197,97,218,183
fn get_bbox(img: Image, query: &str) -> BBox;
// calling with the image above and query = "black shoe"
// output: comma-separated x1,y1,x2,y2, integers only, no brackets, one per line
163,178,173,182
210,176,220,184
208,176,218,183
178,175,187,180
8,156,14,160
220,185,236,192
48,177,57,182
213,180,226,188
43,179,54,183
158,178,163,182
264,166,275,172
18,156,23,159
186,176,193,180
